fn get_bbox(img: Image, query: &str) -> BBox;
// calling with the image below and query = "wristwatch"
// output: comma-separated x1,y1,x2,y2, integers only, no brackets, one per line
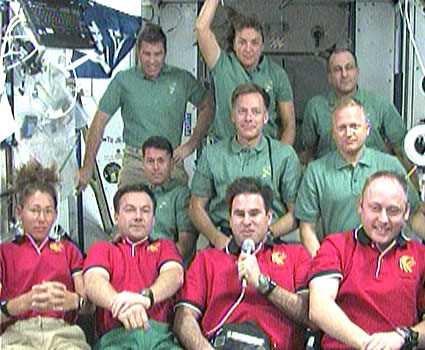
257,274,277,297
140,288,154,309
0,300,11,318
395,327,419,350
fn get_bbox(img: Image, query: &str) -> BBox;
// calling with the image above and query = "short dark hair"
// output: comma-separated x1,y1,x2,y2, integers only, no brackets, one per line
113,183,157,214
136,24,167,53
327,48,358,72
231,83,270,110
142,136,173,158
361,171,408,199
13,160,59,209
227,13,264,49
225,177,273,213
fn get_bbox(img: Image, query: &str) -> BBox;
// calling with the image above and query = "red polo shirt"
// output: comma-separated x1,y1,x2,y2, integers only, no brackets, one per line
83,237,183,336
176,238,312,350
310,228,425,350
0,234,83,326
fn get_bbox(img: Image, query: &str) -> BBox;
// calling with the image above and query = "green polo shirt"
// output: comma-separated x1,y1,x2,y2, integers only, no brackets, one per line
98,65,208,148
191,136,302,229
211,51,293,141
295,147,420,236
149,179,196,242
302,89,407,158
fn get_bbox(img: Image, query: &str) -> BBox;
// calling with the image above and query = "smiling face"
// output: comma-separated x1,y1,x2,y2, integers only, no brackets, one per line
233,27,264,70
230,193,272,247
114,191,155,242
358,176,409,246
138,41,165,80
231,92,268,146
142,147,173,187
328,50,359,97
17,190,57,243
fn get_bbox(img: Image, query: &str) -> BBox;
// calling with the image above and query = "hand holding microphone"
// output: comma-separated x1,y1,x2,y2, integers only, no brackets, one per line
238,239,259,288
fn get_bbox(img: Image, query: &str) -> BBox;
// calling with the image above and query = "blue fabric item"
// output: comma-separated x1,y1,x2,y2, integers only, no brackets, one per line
71,1,141,78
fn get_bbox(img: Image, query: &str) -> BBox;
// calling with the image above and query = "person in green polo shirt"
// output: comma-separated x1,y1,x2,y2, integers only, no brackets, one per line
76,24,214,193
302,49,407,165
295,97,425,257
190,83,302,249
141,136,198,263
196,0,295,144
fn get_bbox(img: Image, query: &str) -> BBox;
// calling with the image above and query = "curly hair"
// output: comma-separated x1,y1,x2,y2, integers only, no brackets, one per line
226,10,264,51
13,160,60,208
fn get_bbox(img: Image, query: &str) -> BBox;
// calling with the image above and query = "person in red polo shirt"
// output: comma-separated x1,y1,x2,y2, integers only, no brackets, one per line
0,160,90,349
83,183,184,350
174,177,312,350
309,171,425,350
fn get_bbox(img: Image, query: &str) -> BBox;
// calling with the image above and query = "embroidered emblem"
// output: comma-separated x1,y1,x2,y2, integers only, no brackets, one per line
158,201,167,210
399,255,416,273
50,242,63,253
271,251,287,265
147,241,160,252
261,166,272,178
264,81,273,94
169,82,176,95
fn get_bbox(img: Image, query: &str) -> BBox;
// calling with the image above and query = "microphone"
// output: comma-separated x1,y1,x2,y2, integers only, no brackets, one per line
242,239,255,255
241,239,255,288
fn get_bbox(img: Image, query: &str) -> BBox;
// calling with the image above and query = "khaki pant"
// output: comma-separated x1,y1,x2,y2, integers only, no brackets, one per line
1,317,91,350
118,145,188,188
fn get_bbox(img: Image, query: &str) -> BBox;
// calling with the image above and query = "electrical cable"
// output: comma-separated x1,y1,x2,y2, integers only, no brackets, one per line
0,9,43,73
398,0,425,77
205,283,247,338
205,242,264,338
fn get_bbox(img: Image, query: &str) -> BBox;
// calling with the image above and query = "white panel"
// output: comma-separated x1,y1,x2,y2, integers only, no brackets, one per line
94,0,142,15
356,2,395,98
160,3,199,181
80,54,129,246
412,7,425,127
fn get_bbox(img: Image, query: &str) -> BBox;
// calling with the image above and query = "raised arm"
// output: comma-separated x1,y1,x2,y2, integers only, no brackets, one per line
76,110,110,194
174,306,215,350
189,195,229,249
195,0,222,68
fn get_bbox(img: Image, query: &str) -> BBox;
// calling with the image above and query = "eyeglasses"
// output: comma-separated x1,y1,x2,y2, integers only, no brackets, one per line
27,207,56,218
